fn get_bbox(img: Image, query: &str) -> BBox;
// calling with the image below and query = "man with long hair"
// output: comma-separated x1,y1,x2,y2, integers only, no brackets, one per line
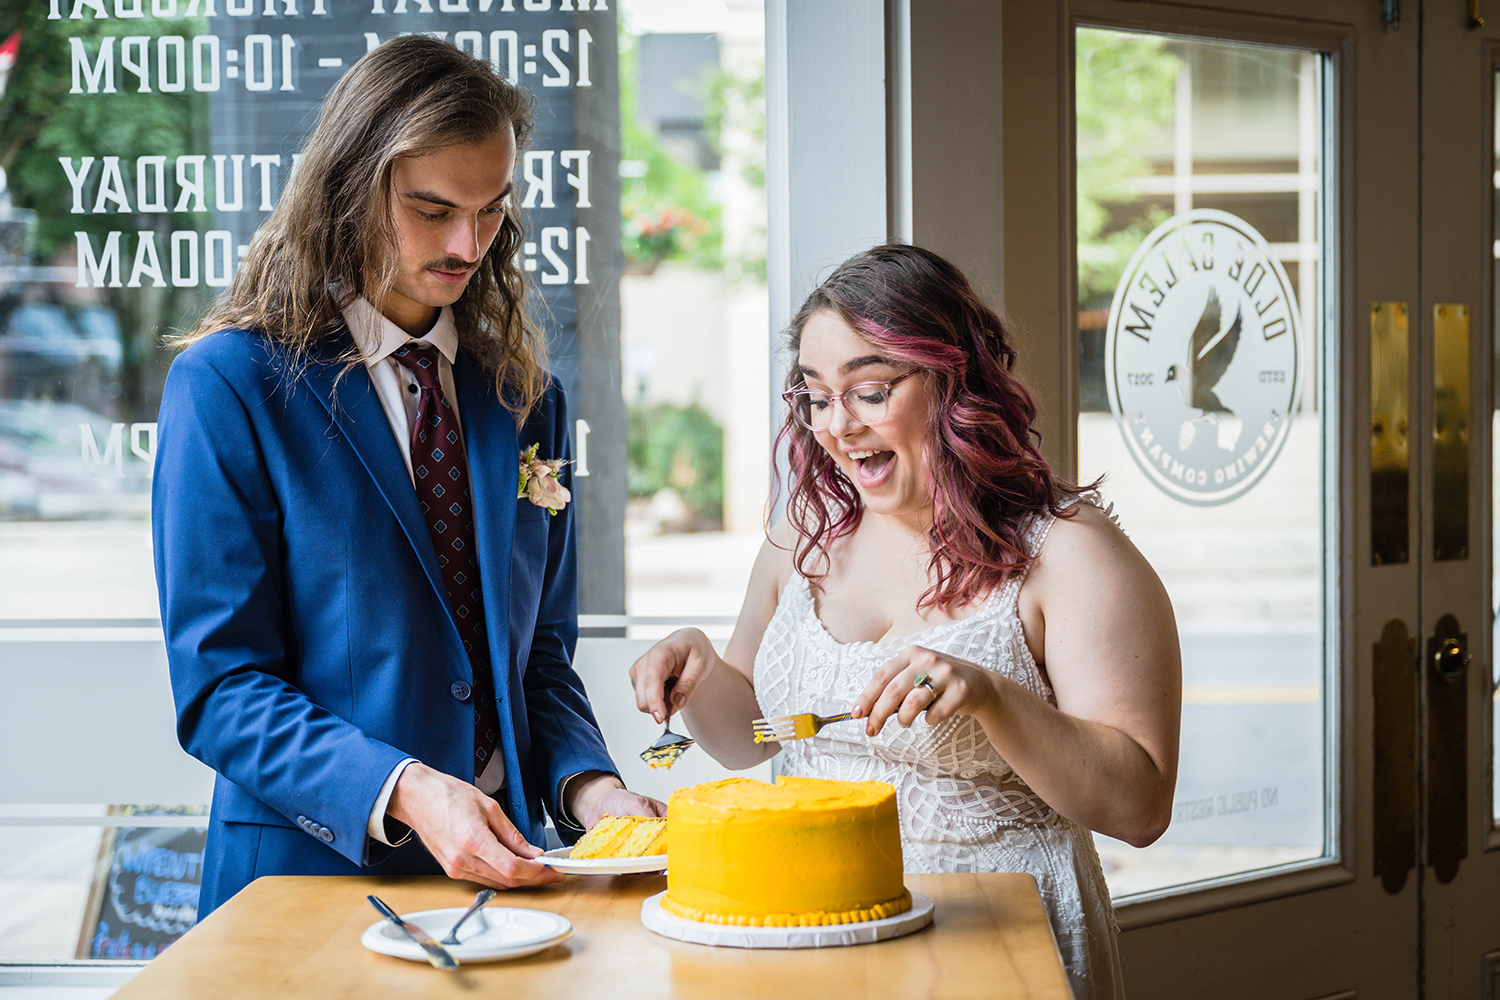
154,35,660,917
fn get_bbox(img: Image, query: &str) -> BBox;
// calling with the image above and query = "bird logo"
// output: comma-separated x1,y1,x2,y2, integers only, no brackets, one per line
1165,287,1243,451
1104,209,1301,506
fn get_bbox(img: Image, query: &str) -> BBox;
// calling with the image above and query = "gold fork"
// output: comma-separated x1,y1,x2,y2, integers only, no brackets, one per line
751,711,855,743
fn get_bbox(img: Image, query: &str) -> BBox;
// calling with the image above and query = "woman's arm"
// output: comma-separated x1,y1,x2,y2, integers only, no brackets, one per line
854,503,1182,846
628,523,795,769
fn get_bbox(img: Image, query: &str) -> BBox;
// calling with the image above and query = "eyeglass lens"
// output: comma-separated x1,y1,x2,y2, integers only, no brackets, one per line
792,382,896,430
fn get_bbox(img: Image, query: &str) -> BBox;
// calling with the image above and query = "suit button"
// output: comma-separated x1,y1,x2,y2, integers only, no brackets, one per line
451,681,472,702
296,815,309,830
319,828,335,844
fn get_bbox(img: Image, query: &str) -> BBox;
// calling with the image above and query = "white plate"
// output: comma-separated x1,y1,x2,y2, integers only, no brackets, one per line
537,846,668,875
361,906,572,964
640,889,935,949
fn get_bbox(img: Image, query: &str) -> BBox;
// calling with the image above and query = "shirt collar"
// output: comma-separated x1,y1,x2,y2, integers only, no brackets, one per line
342,297,460,368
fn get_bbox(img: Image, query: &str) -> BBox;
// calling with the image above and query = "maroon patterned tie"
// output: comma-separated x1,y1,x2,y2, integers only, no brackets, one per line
391,344,501,785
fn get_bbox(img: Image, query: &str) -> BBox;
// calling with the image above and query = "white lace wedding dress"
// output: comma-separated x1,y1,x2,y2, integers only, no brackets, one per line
752,502,1125,1000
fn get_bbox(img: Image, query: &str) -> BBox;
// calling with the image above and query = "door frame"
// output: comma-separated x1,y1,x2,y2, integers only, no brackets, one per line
1003,0,1365,919
992,2,1425,997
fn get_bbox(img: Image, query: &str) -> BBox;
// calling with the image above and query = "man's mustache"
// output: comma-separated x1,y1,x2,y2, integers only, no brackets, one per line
425,256,478,271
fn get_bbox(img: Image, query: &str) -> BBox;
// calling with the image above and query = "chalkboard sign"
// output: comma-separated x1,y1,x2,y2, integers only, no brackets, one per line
77,805,208,961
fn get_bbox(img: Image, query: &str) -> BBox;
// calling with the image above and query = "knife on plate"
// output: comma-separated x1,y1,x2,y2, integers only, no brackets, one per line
367,894,459,970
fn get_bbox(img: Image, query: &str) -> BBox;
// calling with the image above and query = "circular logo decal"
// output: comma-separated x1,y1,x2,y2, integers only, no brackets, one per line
1105,209,1301,505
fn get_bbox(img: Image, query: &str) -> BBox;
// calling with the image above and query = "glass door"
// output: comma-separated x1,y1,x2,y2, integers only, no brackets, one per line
1001,1,1499,997
1075,27,1327,896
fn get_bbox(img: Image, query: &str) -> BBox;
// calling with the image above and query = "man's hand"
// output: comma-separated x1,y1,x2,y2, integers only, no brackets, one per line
387,762,563,888
564,771,666,830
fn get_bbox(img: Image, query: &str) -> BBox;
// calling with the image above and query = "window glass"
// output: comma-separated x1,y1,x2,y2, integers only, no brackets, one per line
1076,29,1328,896
0,10,200,621
617,2,769,640
0,0,767,964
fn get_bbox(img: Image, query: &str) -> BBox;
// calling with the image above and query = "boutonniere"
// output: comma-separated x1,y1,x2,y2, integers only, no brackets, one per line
518,443,571,514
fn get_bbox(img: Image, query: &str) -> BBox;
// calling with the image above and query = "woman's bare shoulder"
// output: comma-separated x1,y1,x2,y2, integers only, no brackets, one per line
720,521,801,677
1044,497,1133,557
766,513,799,551
1026,498,1166,613
750,517,799,597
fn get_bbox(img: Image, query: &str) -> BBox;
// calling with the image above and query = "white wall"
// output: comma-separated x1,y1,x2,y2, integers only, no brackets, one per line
0,633,763,809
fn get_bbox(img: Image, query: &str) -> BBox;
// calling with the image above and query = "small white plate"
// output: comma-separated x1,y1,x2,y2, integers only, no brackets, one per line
537,846,669,875
640,889,935,949
361,906,572,964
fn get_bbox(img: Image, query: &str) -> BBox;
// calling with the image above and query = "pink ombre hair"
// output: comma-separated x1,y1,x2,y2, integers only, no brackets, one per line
776,243,1096,612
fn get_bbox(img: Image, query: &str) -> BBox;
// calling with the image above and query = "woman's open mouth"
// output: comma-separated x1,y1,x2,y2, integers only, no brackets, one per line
848,449,895,488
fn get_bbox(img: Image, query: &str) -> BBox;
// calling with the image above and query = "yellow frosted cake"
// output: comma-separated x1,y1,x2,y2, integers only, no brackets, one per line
660,776,910,926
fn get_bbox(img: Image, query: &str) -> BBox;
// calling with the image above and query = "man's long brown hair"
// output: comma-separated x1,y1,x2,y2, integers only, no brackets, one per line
177,35,547,419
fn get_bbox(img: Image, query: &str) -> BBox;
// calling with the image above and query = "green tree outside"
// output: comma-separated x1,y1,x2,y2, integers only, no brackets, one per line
0,10,212,423
627,396,724,531
1075,28,1181,309
617,26,721,273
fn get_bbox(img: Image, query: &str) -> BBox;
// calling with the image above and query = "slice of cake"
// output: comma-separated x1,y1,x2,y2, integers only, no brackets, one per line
571,815,668,859
660,775,910,926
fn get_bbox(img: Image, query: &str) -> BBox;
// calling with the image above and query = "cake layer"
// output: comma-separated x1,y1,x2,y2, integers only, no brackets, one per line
571,816,668,859
661,776,909,926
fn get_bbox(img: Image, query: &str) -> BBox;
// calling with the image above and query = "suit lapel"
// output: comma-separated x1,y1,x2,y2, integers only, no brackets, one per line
299,331,457,637
454,359,518,687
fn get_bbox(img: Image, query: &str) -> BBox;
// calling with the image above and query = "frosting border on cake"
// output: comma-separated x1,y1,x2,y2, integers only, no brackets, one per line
659,887,913,927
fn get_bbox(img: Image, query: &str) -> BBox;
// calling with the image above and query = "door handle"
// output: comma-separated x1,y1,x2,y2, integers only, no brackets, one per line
1433,636,1469,677
1424,613,1468,884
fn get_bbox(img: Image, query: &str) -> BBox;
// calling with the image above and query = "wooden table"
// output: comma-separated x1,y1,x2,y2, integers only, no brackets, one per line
111,872,1073,999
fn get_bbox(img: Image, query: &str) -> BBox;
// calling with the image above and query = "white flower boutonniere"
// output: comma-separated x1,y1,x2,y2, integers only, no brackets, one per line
518,442,571,515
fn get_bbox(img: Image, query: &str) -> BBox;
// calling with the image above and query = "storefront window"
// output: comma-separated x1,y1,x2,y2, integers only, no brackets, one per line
618,1,768,639
0,0,767,965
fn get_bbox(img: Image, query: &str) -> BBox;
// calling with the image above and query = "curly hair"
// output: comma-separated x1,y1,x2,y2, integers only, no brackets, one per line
777,243,1095,612
173,35,547,421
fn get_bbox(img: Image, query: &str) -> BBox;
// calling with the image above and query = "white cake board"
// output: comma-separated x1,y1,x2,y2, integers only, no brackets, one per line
640,889,934,949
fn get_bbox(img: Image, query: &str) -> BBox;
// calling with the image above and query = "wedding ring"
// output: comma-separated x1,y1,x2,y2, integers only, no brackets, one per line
913,671,937,695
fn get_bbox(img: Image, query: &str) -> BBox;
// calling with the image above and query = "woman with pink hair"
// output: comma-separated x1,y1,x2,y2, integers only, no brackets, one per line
630,243,1181,1000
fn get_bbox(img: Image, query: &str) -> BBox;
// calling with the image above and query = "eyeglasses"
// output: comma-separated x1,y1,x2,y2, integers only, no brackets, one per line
782,370,919,431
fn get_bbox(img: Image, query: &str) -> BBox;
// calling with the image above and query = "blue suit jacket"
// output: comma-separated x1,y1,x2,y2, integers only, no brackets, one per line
152,328,617,916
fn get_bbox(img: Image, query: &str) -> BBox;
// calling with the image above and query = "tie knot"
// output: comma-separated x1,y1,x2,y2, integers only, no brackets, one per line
392,343,443,392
